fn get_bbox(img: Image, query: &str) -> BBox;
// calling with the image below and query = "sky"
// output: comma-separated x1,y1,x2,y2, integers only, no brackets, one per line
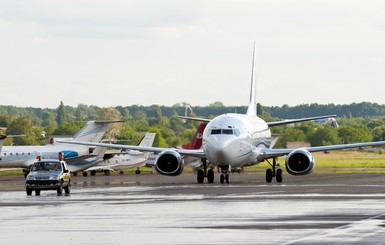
0,0,385,109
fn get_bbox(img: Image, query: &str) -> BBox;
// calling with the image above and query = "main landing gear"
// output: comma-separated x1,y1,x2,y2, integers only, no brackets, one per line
265,158,283,183
197,159,215,184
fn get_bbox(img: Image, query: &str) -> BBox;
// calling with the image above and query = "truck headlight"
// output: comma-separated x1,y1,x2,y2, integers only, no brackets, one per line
49,175,59,180
26,176,35,180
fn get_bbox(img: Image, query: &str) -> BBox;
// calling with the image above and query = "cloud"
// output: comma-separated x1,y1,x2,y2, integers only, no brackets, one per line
0,0,204,39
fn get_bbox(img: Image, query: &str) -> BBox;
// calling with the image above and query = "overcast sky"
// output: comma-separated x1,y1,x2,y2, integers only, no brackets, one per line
1,0,384,109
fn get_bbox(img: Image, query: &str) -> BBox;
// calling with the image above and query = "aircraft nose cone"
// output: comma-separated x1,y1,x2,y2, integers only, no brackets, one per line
215,150,228,163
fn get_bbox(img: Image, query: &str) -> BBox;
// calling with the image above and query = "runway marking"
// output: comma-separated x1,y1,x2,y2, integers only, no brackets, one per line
282,213,385,244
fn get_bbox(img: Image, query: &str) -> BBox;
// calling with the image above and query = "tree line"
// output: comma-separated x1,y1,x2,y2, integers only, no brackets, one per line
1,101,385,149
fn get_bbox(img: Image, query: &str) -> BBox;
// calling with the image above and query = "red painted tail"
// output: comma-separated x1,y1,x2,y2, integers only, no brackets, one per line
182,123,207,149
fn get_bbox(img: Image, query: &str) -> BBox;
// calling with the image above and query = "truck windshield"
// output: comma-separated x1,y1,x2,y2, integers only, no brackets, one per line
31,162,62,172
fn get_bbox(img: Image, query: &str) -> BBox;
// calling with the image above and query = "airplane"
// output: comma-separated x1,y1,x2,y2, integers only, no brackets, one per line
0,120,122,176
58,43,385,184
83,132,156,176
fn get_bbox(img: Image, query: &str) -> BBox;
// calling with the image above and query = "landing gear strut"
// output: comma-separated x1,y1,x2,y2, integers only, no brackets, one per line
266,158,283,183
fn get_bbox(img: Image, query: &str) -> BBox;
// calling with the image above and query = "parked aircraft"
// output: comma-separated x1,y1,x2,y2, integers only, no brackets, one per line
58,44,385,184
83,133,156,176
0,120,121,176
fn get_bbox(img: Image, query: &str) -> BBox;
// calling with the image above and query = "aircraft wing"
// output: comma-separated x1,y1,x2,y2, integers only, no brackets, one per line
267,115,337,127
258,141,385,160
57,140,206,159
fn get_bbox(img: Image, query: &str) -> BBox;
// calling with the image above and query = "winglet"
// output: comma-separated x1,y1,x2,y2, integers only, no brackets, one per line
246,42,257,116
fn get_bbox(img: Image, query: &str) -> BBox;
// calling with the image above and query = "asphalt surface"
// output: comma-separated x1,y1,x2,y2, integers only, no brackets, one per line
1,171,385,244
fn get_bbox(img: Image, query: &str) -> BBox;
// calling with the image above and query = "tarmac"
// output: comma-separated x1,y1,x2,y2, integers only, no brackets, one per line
1,171,385,244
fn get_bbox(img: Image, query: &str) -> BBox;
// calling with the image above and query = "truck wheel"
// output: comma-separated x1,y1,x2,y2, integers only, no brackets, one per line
64,181,71,195
26,187,32,196
57,182,63,196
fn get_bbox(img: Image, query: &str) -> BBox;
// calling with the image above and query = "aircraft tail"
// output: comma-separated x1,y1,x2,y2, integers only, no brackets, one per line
71,120,123,143
182,123,207,149
246,42,257,117
138,133,156,147
0,135,7,156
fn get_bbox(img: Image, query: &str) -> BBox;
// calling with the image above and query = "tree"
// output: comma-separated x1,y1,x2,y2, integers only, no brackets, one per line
56,101,66,127
42,111,58,136
6,116,45,145
308,125,340,146
99,107,123,140
338,125,372,144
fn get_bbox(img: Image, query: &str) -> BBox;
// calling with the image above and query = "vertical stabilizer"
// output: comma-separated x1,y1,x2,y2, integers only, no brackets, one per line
182,123,207,149
71,120,123,143
246,42,257,117
138,133,156,147
0,135,7,157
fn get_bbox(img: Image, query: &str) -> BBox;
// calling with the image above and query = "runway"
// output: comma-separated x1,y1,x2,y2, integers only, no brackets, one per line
1,172,385,244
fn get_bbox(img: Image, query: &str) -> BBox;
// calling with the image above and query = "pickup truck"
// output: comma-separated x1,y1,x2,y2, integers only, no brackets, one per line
26,158,71,196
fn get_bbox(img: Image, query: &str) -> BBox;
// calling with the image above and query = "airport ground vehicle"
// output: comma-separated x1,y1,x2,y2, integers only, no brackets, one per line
25,154,71,196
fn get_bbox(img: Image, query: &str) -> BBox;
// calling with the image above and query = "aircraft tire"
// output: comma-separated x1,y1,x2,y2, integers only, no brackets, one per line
90,171,96,176
35,190,40,196
207,169,214,183
82,171,88,177
225,174,229,184
64,181,71,194
276,169,283,183
266,169,273,183
57,182,63,196
135,169,141,175
197,170,204,183
220,174,225,184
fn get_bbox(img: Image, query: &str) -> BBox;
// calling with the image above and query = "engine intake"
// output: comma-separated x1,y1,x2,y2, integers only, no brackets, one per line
285,149,315,176
154,150,184,176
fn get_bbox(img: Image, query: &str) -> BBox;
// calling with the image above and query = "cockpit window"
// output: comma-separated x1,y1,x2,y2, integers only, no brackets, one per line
222,129,233,135
210,129,240,136
211,129,221,135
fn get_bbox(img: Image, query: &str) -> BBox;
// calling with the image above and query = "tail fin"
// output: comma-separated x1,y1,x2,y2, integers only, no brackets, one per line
246,42,257,117
71,120,123,143
0,135,7,157
182,123,207,149
138,133,156,147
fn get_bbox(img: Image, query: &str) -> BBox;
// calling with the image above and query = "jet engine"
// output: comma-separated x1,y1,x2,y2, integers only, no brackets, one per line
285,149,315,175
154,150,184,176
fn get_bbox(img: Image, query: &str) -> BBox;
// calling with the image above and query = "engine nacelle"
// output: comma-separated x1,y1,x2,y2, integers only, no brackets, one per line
154,150,184,176
285,149,315,176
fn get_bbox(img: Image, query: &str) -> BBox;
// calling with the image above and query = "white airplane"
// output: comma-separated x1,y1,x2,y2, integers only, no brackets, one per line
84,132,156,176
58,44,385,184
0,120,121,176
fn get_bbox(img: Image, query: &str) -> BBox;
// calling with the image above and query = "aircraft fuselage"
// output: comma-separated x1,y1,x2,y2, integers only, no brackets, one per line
202,113,271,168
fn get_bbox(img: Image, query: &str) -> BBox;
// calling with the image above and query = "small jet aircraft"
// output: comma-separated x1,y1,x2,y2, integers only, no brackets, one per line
58,44,385,184
0,120,122,176
83,133,156,176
